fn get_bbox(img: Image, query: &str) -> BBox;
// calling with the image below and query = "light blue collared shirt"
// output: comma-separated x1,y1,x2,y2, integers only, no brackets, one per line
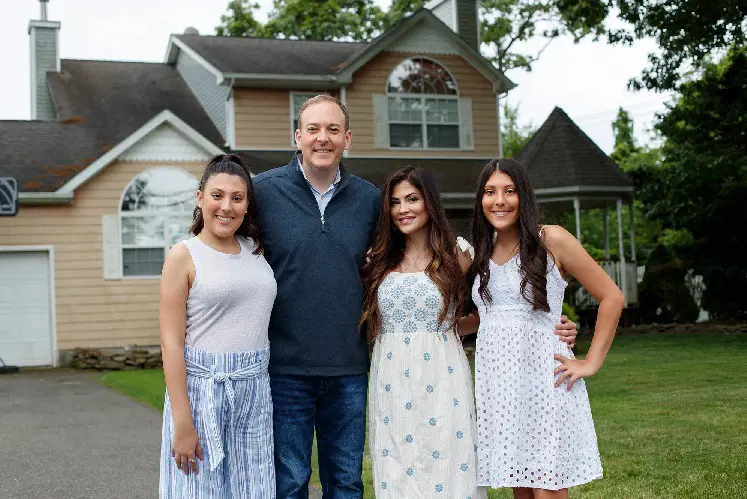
298,158,341,217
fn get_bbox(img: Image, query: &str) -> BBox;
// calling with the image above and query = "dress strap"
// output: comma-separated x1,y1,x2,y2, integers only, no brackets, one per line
538,225,547,238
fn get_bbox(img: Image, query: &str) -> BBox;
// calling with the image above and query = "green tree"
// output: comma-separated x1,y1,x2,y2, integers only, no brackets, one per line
610,107,637,165
215,0,266,37
262,0,385,41
609,0,747,91
640,47,747,319
501,102,535,158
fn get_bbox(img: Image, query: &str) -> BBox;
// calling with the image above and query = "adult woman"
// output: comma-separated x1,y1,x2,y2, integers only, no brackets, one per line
159,154,276,498
469,158,623,498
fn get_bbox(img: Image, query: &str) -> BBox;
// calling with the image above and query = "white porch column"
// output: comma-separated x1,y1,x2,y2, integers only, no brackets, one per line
496,94,504,157
573,198,582,242
629,201,637,262
603,205,610,259
617,199,628,306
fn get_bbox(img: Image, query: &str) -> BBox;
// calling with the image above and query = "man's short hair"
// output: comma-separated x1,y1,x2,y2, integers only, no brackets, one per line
297,94,350,131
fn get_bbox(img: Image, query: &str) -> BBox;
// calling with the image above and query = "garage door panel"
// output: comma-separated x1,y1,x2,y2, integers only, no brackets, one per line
0,251,53,366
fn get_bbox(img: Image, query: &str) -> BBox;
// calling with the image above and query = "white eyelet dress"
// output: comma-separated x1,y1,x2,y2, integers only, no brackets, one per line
472,255,603,490
368,271,484,498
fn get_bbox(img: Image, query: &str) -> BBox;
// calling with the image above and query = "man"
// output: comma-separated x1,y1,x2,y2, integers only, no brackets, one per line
253,95,578,498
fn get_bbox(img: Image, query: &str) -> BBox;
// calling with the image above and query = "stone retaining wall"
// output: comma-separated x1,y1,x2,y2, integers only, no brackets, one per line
65,347,162,370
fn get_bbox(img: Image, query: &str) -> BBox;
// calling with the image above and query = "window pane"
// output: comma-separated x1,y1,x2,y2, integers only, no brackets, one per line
388,97,422,122
121,168,198,213
166,217,193,247
123,248,165,277
387,58,457,95
390,124,424,148
425,99,459,123
121,216,165,246
427,125,459,148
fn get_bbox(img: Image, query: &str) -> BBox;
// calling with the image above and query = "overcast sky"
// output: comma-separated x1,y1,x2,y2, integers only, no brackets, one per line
1,0,673,153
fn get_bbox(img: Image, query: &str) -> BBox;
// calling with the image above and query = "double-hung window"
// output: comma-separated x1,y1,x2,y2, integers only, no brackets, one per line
290,92,318,145
119,167,198,277
387,58,460,149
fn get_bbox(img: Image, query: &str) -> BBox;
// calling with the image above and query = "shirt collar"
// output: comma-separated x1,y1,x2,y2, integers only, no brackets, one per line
297,156,341,193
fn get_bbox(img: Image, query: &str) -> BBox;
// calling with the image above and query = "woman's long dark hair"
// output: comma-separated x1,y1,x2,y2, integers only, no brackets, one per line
360,166,466,341
467,158,550,312
189,153,263,255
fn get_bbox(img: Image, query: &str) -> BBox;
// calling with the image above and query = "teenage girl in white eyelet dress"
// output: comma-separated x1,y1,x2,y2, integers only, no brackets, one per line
469,158,623,498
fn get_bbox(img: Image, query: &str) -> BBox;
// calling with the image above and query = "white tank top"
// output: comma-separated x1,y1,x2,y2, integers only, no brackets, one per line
182,236,277,353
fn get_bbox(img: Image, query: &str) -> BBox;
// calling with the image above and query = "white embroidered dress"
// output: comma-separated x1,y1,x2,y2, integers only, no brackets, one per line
472,255,603,490
369,271,482,498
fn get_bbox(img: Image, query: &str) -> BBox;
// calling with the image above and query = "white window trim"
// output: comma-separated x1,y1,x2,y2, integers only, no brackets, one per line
385,57,461,150
117,167,198,280
289,92,319,147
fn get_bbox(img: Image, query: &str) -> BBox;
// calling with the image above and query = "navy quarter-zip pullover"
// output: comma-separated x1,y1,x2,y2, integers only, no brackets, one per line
253,153,381,375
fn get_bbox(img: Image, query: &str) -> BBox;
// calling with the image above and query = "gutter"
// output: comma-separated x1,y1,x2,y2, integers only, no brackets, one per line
19,192,74,205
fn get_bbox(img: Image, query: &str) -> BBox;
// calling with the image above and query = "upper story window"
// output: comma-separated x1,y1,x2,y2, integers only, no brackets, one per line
386,58,459,149
290,92,318,145
119,167,198,277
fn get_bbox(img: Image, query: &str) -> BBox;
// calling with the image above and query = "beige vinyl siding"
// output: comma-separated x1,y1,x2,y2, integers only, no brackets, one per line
346,51,499,157
0,160,205,350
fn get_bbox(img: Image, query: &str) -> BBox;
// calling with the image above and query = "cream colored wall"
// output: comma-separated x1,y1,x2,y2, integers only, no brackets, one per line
346,51,499,157
0,160,205,350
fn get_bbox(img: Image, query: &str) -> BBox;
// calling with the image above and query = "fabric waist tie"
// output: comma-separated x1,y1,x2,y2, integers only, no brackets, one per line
185,354,269,471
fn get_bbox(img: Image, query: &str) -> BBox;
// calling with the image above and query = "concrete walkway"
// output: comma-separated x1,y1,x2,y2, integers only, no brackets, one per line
0,369,324,499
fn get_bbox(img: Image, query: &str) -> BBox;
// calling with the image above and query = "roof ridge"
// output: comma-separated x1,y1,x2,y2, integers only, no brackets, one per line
517,106,561,167
62,58,164,65
175,34,368,45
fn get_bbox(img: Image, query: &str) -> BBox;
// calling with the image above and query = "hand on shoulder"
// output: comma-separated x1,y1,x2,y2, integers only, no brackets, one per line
456,236,474,274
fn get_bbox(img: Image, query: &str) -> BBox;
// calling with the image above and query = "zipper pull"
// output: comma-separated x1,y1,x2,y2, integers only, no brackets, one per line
321,214,325,227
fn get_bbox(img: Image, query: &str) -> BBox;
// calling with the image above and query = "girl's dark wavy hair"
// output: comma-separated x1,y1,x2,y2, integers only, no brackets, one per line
189,153,263,255
467,158,550,312
359,166,467,341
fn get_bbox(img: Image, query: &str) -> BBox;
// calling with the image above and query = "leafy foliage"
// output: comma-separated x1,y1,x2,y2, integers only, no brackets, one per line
501,101,535,158
609,0,747,90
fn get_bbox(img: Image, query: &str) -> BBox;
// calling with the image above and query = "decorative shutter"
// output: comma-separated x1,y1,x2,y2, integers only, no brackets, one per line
458,97,474,151
373,94,390,149
102,215,122,280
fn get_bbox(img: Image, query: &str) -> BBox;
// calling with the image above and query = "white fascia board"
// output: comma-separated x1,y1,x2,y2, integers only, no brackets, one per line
535,185,635,195
165,36,225,85
56,110,223,195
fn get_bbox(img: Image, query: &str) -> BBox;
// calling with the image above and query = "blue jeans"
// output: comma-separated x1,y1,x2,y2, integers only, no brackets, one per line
270,373,367,499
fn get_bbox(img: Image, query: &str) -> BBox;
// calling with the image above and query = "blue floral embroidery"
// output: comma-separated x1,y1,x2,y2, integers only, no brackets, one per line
382,449,389,457
384,416,390,425
385,384,391,392
405,401,412,410
405,369,410,377
453,398,459,407
381,298,394,310
424,353,431,361
435,484,443,492
460,463,469,472
414,308,427,321
403,276,417,286
441,332,448,342
387,351,392,360
447,366,454,374
456,431,464,439
381,482,388,490
406,434,413,443
413,283,428,296
429,417,437,426
426,319,439,332
406,467,414,476
404,336,411,345
426,385,434,393
432,451,440,459
425,295,439,308
403,296,416,309
393,309,405,323
403,321,417,333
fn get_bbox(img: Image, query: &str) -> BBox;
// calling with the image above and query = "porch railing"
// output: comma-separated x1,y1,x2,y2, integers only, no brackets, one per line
574,260,639,308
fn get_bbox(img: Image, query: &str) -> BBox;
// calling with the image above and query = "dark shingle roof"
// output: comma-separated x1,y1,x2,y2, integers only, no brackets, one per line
0,59,223,192
175,35,368,75
516,107,632,190
236,150,489,193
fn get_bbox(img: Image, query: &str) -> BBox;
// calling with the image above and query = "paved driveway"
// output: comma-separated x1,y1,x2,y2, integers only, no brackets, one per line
0,370,324,499
0,370,161,499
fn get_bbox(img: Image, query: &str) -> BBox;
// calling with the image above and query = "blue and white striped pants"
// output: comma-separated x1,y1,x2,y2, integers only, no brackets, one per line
160,345,275,498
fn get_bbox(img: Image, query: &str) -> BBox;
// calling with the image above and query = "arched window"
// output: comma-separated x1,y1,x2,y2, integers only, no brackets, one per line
386,58,460,149
119,167,198,277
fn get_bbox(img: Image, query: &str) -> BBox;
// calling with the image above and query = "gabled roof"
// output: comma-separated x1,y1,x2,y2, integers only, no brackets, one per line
516,107,633,192
0,59,223,196
165,9,514,93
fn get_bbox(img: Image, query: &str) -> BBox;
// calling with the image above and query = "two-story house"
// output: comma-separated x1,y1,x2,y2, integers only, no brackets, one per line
0,0,519,367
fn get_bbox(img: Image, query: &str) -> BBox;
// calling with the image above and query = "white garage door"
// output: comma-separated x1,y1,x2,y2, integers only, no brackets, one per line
0,251,54,366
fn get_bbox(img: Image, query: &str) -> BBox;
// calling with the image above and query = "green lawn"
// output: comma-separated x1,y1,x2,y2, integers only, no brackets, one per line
100,332,747,498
